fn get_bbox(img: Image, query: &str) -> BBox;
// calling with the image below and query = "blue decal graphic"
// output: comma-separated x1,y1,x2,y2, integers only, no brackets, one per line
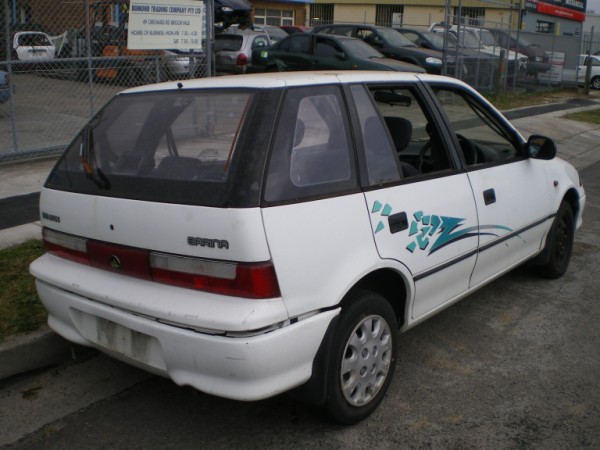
371,202,512,255
371,201,393,235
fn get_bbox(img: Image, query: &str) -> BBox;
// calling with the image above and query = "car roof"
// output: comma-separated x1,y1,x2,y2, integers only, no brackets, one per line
312,33,362,42
315,23,389,31
397,28,430,34
121,71,466,93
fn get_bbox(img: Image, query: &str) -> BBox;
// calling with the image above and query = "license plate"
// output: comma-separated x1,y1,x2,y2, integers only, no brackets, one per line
96,317,152,363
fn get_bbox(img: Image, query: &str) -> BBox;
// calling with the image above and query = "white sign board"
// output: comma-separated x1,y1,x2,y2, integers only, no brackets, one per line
128,0,204,50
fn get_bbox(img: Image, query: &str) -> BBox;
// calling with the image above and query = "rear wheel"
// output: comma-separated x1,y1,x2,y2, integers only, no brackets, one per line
592,76,600,90
323,290,398,425
537,201,574,279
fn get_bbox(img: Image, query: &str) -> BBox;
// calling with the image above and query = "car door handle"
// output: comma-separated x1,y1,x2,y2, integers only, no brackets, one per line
388,212,408,234
483,188,496,205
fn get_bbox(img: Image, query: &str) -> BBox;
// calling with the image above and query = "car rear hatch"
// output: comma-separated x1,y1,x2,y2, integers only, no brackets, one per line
33,86,287,331
214,34,245,69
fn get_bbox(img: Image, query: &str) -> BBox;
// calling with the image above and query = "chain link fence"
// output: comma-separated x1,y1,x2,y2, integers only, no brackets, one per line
0,2,589,163
399,15,584,93
307,13,584,93
0,0,209,163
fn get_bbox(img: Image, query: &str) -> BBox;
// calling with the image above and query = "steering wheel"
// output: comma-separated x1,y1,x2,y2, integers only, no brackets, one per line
416,140,434,174
417,134,478,172
457,134,478,165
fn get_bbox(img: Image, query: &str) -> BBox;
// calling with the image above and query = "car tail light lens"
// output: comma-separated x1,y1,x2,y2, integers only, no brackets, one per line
42,228,280,299
236,53,247,66
150,254,280,299
43,228,88,264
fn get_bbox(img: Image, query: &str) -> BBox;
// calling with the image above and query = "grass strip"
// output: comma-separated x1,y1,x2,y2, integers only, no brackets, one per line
562,109,600,124
485,88,581,111
0,239,46,343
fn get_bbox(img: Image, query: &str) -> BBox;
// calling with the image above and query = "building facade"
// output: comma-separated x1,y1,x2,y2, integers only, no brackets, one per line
254,0,586,37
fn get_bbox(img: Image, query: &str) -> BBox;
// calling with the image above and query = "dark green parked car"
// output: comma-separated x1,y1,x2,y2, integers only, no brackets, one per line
251,33,424,73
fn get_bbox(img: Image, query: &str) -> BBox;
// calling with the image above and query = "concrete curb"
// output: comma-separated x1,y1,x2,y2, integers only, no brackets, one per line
0,221,42,250
0,325,74,380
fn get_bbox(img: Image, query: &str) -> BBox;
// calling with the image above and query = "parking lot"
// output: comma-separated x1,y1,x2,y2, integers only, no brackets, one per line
0,73,121,159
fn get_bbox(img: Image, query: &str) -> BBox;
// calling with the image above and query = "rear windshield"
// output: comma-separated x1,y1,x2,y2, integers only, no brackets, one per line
214,35,243,51
46,89,255,206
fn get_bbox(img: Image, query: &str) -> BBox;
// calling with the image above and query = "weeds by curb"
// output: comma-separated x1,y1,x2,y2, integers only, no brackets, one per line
0,239,46,343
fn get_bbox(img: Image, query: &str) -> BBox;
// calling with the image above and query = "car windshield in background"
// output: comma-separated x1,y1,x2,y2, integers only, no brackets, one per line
457,31,483,49
341,38,386,59
479,29,498,47
423,32,444,49
47,90,254,205
378,28,416,47
425,31,458,49
508,31,536,47
17,32,52,46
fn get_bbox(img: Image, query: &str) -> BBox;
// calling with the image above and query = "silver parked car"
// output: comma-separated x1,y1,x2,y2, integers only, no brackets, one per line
214,31,272,74
163,49,205,78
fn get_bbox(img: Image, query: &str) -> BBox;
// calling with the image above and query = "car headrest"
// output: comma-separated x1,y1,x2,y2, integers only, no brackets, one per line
384,116,412,152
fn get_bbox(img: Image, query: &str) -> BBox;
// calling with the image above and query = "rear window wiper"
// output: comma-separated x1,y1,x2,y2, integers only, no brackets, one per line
80,125,111,190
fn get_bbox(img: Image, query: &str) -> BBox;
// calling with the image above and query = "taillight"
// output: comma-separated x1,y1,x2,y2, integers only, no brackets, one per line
150,253,280,299
42,228,280,299
43,228,88,264
236,53,247,66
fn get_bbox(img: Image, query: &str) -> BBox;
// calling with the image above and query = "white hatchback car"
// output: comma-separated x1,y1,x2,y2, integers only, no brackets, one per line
30,71,585,424
12,31,56,62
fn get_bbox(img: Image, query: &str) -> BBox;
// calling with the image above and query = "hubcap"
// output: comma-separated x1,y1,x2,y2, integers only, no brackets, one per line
340,315,392,406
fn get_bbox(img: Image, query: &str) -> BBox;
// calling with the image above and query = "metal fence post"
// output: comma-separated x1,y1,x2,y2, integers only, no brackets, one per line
3,0,18,155
85,0,95,116
206,0,214,77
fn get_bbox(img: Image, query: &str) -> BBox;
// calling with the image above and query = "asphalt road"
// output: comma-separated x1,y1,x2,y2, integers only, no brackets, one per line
1,160,598,449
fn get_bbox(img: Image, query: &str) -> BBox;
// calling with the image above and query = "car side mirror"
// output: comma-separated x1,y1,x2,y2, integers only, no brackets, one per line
335,51,348,61
526,135,556,160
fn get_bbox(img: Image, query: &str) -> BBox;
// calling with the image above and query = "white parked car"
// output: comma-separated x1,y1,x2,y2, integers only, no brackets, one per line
429,23,528,75
30,71,585,424
12,31,56,61
561,54,600,89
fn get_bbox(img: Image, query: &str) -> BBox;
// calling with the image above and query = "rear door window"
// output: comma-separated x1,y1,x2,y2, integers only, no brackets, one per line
214,35,243,51
287,34,311,53
264,85,357,203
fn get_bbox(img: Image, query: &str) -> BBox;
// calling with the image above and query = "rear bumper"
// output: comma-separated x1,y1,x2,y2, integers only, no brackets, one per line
36,279,339,401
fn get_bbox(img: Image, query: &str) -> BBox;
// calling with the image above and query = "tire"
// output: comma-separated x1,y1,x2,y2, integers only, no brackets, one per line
537,201,574,279
323,289,398,425
593,76,600,90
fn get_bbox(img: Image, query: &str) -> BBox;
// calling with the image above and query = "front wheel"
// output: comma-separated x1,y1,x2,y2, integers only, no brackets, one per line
537,201,574,279
592,76,600,90
323,290,398,425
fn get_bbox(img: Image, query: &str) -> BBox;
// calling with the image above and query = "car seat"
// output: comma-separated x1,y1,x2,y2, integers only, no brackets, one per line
383,116,419,177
